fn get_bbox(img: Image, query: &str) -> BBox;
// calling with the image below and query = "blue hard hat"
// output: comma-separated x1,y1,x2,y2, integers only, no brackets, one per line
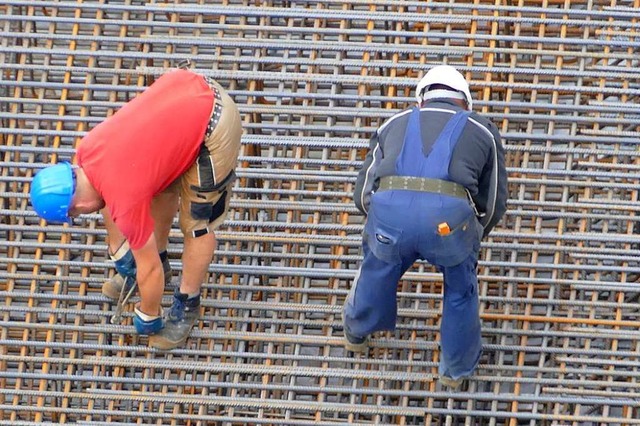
30,162,76,223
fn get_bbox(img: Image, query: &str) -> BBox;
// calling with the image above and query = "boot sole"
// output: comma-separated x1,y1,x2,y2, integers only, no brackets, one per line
438,376,464,389
148,334,189,351
147,315,198,351
343,337,369,353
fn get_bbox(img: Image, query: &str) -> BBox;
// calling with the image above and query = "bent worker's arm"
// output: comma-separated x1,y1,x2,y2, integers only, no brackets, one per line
131,233,164,316
104,204,165,318
449,116,507,238
475,122,507,237
354,132,383,215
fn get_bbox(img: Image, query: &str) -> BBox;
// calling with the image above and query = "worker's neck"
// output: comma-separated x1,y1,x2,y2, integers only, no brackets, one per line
73,169,105,213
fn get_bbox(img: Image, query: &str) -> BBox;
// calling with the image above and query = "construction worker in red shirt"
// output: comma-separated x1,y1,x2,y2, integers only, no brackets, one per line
29,68,242,350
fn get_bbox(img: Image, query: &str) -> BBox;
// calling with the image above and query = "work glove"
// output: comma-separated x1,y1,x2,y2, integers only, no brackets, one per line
109,240,137,278
133,305,164,335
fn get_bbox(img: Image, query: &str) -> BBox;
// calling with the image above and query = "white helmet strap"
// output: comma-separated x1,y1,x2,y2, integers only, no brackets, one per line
420,88,466,104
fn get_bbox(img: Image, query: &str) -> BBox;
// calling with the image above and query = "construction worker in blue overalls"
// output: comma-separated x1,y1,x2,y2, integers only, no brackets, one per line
346,65,508,388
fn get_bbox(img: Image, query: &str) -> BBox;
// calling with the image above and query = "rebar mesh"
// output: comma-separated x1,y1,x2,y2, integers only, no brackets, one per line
1,0,640,424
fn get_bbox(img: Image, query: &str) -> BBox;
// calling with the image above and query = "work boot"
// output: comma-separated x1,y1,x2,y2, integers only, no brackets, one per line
438,375,464,389
343,325,369,353
341,303,369,353
342,301,369,352
102,255,173,300
148,290,200,350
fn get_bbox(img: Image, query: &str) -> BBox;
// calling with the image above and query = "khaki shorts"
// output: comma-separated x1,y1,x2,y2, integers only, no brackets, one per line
177,78,242,238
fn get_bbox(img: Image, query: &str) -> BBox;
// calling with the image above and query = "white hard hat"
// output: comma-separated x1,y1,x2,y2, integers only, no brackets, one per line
415,65,473,110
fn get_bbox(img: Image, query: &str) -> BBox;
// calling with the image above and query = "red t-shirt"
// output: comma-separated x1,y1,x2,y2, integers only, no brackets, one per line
77,69,214,249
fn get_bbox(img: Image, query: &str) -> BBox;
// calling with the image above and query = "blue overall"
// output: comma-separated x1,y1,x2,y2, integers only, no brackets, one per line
344,107,483,380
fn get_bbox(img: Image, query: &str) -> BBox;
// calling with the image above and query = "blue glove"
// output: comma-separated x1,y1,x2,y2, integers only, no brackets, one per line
134,306,164,335
109,241,137,278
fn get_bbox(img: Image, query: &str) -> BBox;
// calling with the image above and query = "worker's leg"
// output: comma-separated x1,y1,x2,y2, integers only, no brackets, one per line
438,253,482,380
150,188,179,285
343,239,414,338
101,207,126,254
180,231,216,295
147,231,216,350
343,204,416,344
151,188,179,252
147,188,225,351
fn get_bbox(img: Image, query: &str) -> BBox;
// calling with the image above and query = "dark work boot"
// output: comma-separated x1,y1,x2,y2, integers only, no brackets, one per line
148,290,200,350
342,303,369,353
102,255,173,300
343,325,369,353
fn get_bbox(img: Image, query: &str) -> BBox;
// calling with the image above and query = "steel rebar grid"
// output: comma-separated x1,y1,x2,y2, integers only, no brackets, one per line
1,0,640,424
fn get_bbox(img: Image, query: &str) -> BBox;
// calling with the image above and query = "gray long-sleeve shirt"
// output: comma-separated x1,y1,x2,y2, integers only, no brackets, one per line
354,99,508,237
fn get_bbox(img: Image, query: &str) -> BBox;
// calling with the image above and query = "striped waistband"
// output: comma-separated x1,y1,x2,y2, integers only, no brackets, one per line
203,76,223,140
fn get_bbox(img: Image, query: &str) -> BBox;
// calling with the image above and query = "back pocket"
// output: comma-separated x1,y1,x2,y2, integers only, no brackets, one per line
365,208,403,264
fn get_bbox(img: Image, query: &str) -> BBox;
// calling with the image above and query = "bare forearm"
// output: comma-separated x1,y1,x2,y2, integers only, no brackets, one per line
132,234,164,316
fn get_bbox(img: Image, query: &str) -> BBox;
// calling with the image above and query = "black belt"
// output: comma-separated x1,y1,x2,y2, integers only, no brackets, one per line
203,76,223,139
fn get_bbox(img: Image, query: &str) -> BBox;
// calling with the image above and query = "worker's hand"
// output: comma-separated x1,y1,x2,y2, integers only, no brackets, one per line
133,305,164,335
114,249,136,278
109,240,137,278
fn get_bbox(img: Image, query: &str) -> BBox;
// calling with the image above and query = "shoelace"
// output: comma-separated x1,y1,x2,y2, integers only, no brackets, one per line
169,297,187,321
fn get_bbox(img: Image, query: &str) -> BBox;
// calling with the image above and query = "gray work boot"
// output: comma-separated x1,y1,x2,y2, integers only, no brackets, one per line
438,375,464,389
102,256,173,300
148,290,200,350
343,325,369,353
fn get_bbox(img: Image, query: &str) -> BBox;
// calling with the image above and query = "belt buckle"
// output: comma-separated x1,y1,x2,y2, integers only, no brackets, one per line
177,59,192,69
